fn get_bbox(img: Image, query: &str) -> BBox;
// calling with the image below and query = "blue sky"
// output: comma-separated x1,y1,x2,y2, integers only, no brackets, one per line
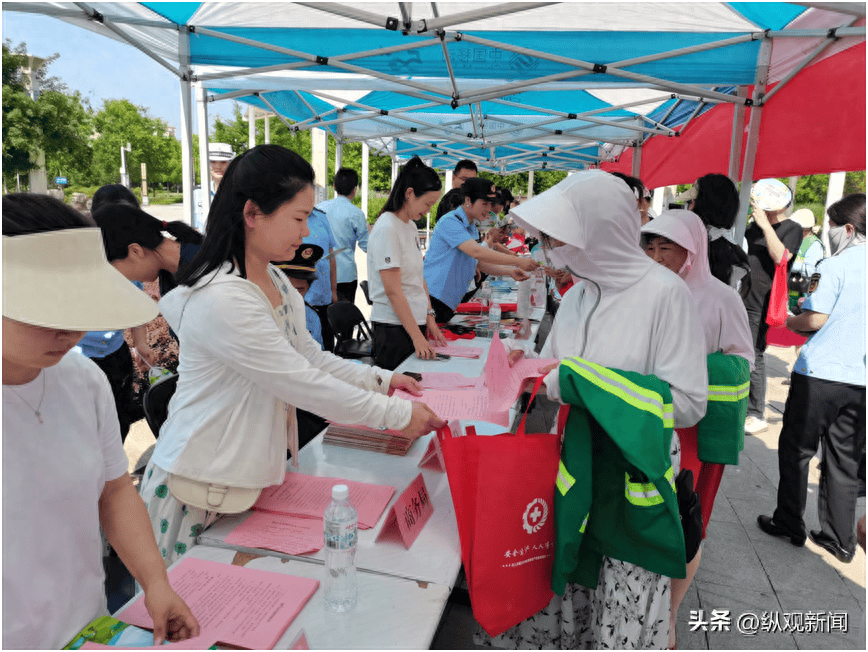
2,10,236,135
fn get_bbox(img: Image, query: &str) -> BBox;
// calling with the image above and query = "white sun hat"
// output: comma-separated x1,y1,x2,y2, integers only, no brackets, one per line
3,228,158,330
790,208,817,231
208,142,235,161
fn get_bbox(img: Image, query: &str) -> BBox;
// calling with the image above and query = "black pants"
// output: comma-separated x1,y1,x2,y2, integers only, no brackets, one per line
746,303,770,419
91,342,139,442
337,280,358,304
372,322,422,371
310,303,335,352
430,296,455,325
773,371,866,551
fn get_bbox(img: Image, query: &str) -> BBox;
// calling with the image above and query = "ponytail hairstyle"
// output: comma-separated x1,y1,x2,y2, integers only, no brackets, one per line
436,187,465,220
827,193,866,235
688,173,751,295
175,144,315,287
380,156,442,217
91,184,139,214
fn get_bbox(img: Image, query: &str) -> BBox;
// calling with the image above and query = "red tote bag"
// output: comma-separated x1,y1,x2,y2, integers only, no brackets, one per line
765,251,790,328
765,248,808,347
439,378,561,637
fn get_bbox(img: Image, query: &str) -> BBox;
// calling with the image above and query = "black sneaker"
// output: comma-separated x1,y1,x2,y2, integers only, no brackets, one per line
809,530,855,563
757,515,806,546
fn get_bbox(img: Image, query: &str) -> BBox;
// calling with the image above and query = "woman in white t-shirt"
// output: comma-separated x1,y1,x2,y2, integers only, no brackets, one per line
2,194,199,649
367,156,447,370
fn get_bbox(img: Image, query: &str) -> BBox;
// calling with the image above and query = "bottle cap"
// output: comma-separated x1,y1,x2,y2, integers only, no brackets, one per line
332,484,349,501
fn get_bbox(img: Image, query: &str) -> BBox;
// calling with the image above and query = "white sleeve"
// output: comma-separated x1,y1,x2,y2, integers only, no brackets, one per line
188,285,412,431
652,285,709,429
717,290,756,371
369,218,404,271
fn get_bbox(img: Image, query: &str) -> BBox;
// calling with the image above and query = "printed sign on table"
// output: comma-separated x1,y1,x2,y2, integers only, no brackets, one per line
376,473,434,549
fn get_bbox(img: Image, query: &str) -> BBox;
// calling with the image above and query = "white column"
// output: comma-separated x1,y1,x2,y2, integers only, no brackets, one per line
528,170,535,199
631,143,642,179
786,176,799,216
652,187,665,216
361,142,370,220
248,105,256,150
391,155,399,187
311,128,328,204
196,83,211,222
822,171,847,253
264,115,271,144
445,170,453,190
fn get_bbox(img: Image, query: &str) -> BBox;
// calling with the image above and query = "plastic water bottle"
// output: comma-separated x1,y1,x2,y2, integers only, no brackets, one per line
488,303,502,338
478,279,492,311
324,485,358,612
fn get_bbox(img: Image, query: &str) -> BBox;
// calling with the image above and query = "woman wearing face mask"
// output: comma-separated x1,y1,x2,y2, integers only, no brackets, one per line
641,209,754,649
488,171,707,650
758,194,866,565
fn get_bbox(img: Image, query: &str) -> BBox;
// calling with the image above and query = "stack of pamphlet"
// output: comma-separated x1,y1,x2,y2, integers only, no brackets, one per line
324,422,414,456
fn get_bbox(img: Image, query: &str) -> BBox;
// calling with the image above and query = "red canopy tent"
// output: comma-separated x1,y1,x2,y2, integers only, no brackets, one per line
601,41,866,188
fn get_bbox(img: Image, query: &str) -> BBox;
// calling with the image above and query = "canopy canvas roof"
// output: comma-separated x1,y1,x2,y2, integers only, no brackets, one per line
8,2,865,230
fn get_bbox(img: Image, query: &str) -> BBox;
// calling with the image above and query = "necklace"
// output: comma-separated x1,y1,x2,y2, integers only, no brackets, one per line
7,371,46,424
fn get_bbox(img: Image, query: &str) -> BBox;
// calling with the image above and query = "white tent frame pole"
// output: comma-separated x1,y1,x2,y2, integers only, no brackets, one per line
496,144,599,164
631,143,642,178
677,100,706,134
293,108,340,130
410,2,557,33
361,142,370,220
255,94,300,133
11,3,178,28
293,90,326,121
735,36,774,245
196,83,212,223
194,37,442,83
761,16,859,105
455,31,757,103
207,88,267,102
334,127,343,179
767,27,864,37
178,68,195,224
248,105,256,149
73,2,183,77
297,2,402,29
786,2,866,18
193,26,451,99
454,32,752,106
728,86,748,182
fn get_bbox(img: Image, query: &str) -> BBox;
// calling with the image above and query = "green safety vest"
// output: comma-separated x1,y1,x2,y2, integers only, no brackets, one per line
697,352,751,465
552,357,686,595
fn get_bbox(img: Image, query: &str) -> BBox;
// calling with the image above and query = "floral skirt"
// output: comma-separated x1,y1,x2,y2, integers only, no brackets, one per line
474,433,681,650
139,461,221,567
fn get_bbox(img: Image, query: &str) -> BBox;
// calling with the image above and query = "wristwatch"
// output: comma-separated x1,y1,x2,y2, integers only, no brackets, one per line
427,308,436,317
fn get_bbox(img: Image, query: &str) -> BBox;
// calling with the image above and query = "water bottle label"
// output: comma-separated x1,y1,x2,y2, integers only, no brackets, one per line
325,521,357,550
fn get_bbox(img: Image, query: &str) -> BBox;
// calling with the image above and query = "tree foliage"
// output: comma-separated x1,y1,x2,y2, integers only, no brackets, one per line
91,99,181,186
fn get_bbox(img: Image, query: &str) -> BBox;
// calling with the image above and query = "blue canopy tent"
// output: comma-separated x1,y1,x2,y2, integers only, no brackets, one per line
7,2,864,239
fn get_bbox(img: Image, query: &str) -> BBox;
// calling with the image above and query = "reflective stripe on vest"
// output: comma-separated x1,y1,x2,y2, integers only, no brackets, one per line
562,357,674,428
708,380,750,403
580,512,589,534
625,466,675,507
557,459,576,496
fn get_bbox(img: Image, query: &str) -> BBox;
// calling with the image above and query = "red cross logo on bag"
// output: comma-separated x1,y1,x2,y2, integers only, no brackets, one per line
523,498,548,534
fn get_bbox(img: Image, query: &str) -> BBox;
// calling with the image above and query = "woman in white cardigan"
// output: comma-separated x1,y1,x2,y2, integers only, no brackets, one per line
140,145,443,566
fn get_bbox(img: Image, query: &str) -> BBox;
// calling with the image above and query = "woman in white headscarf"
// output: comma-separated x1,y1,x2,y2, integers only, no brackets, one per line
641,209,754,648
480,171,708,650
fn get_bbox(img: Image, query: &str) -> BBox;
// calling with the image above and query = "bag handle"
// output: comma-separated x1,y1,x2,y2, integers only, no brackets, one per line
516,374,548,437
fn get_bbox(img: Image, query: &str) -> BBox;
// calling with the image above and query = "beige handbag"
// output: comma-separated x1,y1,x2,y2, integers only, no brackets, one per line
167,475,261,513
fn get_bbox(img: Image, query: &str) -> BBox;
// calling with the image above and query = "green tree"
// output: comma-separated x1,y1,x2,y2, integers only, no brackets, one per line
91,99,180,186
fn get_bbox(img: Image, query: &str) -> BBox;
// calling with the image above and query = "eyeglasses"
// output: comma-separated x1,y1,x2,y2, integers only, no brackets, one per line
455,174,475,182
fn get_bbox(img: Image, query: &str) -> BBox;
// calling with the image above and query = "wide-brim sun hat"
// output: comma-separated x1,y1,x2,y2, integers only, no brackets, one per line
674,184,698,202
3,228,158,330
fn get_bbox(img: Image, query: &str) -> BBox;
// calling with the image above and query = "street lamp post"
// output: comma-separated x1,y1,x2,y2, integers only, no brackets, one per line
120,142,132,188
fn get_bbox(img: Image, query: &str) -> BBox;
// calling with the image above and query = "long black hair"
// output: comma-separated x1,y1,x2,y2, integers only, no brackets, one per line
436,187,465,220
3,193,94,236
175,144,315,287
380,156,442,216
690,173,751,295
91,184,139,213
92,203,204,291
827,193,866,235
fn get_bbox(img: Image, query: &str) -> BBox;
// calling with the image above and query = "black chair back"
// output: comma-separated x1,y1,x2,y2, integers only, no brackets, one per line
142,373,179,438
327,301,373,359
359,280,373,305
